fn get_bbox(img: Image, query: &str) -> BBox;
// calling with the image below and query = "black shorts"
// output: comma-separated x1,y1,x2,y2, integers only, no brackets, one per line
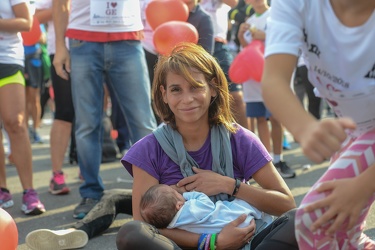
0,64,24,79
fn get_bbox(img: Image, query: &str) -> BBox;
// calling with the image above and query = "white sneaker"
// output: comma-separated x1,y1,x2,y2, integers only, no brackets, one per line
26,229,88,250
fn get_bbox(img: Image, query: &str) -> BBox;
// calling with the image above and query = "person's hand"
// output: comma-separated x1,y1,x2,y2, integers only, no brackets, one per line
216,215,256,250
237,22,250,37
53,45,71,80
297,117,356,163
176,167,229,196
170,184,187,194
250,29,265,41
304,177,372,235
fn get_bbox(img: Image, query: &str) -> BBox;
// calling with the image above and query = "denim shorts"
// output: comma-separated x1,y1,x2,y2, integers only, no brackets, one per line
246,102,271,118
25,53,42,89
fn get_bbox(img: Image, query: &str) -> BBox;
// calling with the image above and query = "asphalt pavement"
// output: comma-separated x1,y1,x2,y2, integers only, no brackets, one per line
3,116,375,250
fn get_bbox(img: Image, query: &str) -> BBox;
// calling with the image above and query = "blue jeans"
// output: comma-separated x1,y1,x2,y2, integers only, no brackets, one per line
69,39,157,200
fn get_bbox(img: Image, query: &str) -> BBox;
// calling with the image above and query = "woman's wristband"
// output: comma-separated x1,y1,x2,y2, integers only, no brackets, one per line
210,233,218,250
231,178,241,197
204,234,211,250
198,234,207,250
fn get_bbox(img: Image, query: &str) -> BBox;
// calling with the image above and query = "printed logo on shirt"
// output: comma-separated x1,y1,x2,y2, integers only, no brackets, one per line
313,65,350,89
365,63,375,79
308,44,321,58
303,29,321,58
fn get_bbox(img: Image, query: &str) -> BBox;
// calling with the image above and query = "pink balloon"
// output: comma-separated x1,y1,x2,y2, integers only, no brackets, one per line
146,0,189,30
153,21,198,55
229,40,265,83
0,208,18,250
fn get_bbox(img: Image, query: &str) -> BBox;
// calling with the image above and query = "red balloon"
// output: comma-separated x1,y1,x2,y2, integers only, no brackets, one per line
0,208,18,250
146,0,189,30
153,21,198,55
21,17,41,46
229,40,265,83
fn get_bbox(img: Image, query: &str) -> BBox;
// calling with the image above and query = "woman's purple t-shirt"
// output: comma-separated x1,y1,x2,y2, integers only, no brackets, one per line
121,126,272,185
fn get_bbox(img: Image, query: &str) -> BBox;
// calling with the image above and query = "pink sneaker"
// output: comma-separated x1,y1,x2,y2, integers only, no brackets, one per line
22,189,46,215
49,171,70,195
0,188,14,208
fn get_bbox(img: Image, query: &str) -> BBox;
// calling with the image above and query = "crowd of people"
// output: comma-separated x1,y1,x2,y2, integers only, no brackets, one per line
1,0,374,249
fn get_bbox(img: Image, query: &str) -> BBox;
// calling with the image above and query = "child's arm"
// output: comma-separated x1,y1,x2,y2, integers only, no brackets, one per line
250,29,265,41
262,54,356,163
35,8,52,24
0,3,31,32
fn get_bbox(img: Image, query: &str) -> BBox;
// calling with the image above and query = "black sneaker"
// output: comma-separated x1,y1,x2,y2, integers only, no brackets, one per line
73,198,99,219
274,161,296,178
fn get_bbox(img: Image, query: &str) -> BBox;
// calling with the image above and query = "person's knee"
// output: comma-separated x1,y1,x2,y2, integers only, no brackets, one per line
116,221,142,250
3,117,27,135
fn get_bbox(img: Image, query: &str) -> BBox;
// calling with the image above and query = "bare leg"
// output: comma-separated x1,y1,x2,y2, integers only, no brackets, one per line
0,131,6,188
256,117,271,152
269,116,283,156
50,119,72,172
26,87,42,130
0,84,34,189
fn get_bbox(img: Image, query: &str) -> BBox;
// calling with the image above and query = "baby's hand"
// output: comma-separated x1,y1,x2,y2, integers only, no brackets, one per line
170,184,187,194
298,117,356,163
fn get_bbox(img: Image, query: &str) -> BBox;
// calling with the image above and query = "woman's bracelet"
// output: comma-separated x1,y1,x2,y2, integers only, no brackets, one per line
198,234,208,250
210,233,218,250
204,234,211,250
231,178,241,197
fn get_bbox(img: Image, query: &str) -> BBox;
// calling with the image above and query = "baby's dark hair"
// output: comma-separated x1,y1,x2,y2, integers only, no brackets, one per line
140,184,180,228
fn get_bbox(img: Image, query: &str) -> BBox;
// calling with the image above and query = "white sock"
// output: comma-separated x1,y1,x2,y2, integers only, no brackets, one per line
273,154,282,164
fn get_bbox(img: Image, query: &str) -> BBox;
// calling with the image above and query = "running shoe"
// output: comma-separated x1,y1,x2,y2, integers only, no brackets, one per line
73,198,99,219
22,189,46,215
49,171,70,195
33,131,43,144
26,229,88,250
274,161,296,178
0,188,14,208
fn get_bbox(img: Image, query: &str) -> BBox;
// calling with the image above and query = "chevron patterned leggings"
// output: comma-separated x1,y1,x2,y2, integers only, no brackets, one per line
295,129,375,250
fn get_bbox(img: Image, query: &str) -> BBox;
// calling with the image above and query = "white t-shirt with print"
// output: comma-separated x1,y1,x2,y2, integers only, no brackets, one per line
0,0,27,66
266,0,375,136
67,0,143,32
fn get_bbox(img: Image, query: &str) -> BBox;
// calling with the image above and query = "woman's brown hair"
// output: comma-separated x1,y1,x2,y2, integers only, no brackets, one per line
152,43,237,133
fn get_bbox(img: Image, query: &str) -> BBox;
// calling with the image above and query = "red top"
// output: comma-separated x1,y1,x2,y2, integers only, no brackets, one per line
66,29,144,42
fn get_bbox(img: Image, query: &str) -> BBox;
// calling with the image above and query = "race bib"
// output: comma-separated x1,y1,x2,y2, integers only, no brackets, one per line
90,0,137,26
